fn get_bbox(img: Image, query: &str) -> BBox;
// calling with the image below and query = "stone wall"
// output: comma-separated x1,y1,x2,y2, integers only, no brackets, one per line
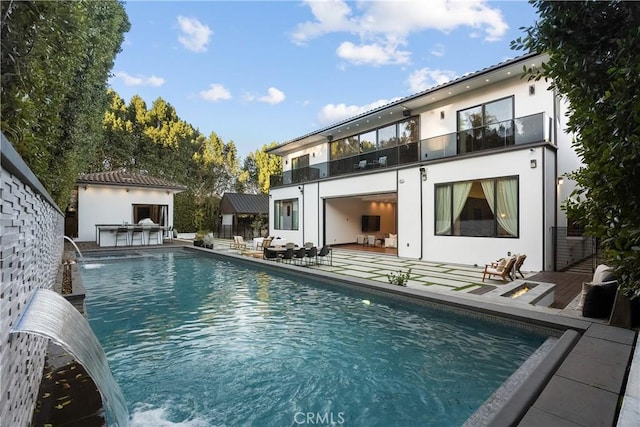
1,135,64,426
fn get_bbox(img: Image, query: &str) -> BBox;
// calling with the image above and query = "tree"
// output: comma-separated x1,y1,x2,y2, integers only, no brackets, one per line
242,142,283,194
512,1,640,298
1,0,130,209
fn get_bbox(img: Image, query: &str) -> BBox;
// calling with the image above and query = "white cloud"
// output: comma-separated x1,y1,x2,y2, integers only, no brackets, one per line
177,16,212,53
336,40,410,66
407,68,457,93
199,84,232,102
113,72,165,87
430,43,445,57
317,98,398,126
292,0,508,65
258,87,286,105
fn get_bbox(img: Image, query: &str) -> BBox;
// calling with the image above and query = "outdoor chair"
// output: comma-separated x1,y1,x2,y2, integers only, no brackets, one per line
279,247,294,264
149,226,163,244
263,247,279,261
356,235,365,245
513,254,527,279
482,256,516,283
367,235,376,246
305,246,318,266
317,246,332,266
131,226,145,246
378,156,387,167
165,225,174,242
115,227,129,247
293,247,307,265
358,160,367,169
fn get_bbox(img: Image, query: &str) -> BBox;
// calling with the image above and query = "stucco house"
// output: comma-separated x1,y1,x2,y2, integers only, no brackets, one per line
266,52,583,272
72,170,186,245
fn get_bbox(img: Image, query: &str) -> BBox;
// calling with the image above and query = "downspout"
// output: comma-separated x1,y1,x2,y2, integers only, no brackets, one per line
552,89,559,271
419,168,424,260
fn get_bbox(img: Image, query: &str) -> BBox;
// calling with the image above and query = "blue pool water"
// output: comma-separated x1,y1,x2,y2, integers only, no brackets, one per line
81,250,547,427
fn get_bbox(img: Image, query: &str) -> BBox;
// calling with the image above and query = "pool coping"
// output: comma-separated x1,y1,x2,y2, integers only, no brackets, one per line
80,245,637,426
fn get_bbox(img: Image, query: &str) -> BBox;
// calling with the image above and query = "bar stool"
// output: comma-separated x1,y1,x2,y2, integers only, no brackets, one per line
149,226,162,245
130,226,145,246
115,227,129,246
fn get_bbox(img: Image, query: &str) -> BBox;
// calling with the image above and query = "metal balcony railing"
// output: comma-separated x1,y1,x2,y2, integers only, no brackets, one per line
270,112,550,188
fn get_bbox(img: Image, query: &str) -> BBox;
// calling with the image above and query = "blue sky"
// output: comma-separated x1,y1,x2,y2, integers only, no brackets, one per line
109,0,538,158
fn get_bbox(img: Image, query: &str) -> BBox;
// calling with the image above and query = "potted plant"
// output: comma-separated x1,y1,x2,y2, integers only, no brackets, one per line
203,233,215,249
194,230,206,247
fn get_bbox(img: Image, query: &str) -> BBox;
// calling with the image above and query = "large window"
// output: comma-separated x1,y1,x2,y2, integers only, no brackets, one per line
274,199,299,230
457,97,514,153
435,176,518,238
330,117,419,160
133,204,168,226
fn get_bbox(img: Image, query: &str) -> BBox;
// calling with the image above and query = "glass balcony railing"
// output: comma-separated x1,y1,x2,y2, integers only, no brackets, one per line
270,112,550,188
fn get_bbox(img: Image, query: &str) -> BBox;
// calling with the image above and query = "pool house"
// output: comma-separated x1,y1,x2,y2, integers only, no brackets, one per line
266,52,582,273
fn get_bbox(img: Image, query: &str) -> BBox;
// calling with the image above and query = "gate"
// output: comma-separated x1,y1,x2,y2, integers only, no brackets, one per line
552,227,599,272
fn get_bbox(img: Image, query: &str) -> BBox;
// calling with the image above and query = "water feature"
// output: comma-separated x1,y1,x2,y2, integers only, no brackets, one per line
63,235,84,260
81,249,548,426
10,289,128,426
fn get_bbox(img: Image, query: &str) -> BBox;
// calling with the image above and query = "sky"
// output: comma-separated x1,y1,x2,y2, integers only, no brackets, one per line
108,0,539,158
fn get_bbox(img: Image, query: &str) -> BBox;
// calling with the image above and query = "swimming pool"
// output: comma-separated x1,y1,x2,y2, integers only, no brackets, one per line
81,249,548,426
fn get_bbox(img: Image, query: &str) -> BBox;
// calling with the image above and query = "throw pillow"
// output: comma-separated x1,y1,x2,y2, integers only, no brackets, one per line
582,281,618,318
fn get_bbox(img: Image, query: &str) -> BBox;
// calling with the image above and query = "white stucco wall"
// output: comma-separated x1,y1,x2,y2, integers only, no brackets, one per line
77,185,175,242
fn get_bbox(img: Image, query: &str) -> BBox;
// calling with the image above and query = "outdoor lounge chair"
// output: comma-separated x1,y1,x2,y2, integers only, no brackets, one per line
482,256,516,283
231,236,247,250
513,254,527,279
384,233,397,248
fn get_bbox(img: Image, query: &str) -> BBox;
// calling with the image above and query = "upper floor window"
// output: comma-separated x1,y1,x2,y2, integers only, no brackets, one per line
330,117,419,160
457,97,514,154
291,154,309,169
435,175,519,238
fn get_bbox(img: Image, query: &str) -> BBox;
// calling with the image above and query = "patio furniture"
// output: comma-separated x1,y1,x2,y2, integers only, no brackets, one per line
115,227,129,247
356,235,365,245
279,247,294,263
293,247,307,265
367,235,376,246
148,226,163,245
263,247,279,261
131,226,145,245
305,246,318,266
231,236,247,249
165,225,174,242
378,156,387,167
482,256,516,283
317,246,332,266
513,254,527,279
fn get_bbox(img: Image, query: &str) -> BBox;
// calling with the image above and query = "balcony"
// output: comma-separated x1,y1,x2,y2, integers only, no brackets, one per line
270,113,551,188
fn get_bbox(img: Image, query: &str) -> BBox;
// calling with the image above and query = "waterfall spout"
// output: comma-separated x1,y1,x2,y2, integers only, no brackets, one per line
63,236,84,261
11,289,128,426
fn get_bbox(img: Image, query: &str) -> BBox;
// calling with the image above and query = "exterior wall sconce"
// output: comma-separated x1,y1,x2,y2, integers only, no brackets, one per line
419,167,427,182
126,188,130,192
298,186,304,194
83,186,88,191
530,159,537,168
440,111,445,120
557,176,564,185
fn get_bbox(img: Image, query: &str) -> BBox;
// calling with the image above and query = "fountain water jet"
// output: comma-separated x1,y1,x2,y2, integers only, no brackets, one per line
11,289,128,426
63,236,84,261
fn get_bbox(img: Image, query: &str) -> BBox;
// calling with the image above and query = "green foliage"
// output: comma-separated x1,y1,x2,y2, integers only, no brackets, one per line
242,142,283,194
1,0,130,209
173,191,220,233
512,1,640,299
387,268,411,287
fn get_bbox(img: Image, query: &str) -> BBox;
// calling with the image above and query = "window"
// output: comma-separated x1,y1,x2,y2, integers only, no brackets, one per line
435,176,518,237
132,204,169,226
291,154,310,182
457,97,514,153
329,116,420,160
274,199,299,230
291,154,309,170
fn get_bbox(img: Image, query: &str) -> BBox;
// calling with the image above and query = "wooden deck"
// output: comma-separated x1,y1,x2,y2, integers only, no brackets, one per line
527,270,590,309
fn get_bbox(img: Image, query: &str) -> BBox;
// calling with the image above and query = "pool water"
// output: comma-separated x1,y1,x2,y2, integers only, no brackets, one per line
81,250,547,427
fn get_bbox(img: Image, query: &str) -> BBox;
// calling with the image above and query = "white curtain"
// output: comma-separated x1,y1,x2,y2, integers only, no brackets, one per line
481,178,518,237
435,185,452,234
497,178,518,236
452,182,472,226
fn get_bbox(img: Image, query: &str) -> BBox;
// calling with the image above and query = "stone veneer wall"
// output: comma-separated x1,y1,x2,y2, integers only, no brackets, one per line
1,134,64,426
